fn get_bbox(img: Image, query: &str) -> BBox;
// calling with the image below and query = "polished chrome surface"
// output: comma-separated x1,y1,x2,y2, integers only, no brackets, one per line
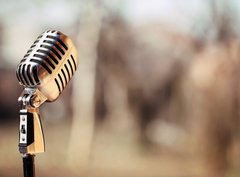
16,30,79,102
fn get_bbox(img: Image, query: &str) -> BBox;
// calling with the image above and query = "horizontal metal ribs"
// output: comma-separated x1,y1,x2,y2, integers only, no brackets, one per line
17,30,75,91
30,32,68,75
16,64,40,86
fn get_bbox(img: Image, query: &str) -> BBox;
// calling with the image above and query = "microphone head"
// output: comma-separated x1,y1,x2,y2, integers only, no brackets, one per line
16,30,78,102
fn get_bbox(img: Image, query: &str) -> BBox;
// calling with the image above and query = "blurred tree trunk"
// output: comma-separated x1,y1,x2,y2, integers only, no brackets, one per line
67,0,103,170
186,43,240,177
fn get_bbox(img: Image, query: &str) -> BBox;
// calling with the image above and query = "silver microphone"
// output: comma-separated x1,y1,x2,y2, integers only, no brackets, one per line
16,30,78,155
16,30,78,102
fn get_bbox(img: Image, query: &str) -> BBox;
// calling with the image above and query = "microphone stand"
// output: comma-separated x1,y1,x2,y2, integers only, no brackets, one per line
22,154,35,177
18,88,47,177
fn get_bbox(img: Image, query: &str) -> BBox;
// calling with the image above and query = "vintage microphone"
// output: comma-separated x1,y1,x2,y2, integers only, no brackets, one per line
16,30,78,177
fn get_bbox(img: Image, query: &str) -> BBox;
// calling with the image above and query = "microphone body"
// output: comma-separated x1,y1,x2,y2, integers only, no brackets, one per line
16,30,78,154
16,30,78,102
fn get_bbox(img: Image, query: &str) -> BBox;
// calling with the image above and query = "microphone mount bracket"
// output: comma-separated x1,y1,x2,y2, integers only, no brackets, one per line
18,87,47,109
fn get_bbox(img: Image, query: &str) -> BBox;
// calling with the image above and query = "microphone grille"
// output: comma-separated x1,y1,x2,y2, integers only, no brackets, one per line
16,30,78,101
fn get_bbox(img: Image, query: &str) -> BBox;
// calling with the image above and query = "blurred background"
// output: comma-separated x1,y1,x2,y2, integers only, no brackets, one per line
1,0,240,177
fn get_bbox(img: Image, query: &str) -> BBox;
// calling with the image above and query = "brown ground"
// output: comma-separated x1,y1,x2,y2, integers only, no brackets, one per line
0,121,239,177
